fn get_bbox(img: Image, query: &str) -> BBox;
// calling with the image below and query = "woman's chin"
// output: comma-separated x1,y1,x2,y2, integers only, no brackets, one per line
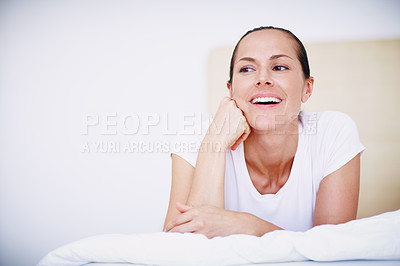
248,114,299,135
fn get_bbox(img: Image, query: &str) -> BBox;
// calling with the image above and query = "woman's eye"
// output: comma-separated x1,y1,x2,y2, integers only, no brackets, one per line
239,67,255,73
273,65,288,71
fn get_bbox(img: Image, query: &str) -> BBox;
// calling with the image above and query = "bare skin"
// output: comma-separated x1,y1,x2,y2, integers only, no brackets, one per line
163,29,360,238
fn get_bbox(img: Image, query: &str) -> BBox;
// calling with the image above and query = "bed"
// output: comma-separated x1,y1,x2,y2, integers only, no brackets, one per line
38,39,400,266
38,209,400,266
87,262,400,266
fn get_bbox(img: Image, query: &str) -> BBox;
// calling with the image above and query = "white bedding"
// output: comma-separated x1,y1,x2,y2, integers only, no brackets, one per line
38,210,400,266
87,262,400,266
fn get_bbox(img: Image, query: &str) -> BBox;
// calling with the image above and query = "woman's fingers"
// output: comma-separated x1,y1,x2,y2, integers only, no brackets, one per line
175,202,192,213
230,98,251,150
165,206,243,238
164,202,192,231
231,116,251,151
164,209,194,232
167,208,208,234
207,97,246,149
167,221,197,234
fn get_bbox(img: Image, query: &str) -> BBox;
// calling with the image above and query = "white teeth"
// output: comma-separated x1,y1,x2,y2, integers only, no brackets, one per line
251,97,282,104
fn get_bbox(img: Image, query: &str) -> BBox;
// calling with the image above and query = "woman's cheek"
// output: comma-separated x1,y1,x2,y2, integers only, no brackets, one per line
231,81,250,110
234,96,247,112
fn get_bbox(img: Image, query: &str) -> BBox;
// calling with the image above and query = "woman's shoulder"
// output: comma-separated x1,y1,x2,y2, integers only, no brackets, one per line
300,110,358,135
170,118,211,167
299,110,364,180
300,110,354,122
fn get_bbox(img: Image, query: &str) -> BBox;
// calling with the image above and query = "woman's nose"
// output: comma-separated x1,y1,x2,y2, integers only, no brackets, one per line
256,80,272,86
256,70,273,86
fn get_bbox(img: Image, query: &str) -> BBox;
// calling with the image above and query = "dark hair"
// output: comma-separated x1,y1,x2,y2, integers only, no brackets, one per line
228,26,310,83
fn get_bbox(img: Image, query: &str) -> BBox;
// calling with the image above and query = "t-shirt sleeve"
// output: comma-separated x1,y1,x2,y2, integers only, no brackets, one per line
170,133,203,167
170,119,210,168
317,111,365,179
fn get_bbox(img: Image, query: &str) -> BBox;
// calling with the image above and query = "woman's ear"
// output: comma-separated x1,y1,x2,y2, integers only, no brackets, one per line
227,81,233,98
301,76,314,103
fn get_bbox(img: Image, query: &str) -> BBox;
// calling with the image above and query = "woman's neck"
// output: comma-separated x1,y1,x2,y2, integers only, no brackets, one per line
243,120,299,194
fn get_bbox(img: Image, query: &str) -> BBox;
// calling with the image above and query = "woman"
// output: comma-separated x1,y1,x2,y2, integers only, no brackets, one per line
163,26,365,238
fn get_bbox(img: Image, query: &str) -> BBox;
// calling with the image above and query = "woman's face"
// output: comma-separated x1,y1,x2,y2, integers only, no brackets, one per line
228,29,313,133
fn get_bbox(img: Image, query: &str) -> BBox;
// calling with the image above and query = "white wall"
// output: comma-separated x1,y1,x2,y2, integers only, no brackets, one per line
0,0,399,265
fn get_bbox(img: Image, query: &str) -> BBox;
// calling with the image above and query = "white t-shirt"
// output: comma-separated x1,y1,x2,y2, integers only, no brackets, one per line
172,111,365,232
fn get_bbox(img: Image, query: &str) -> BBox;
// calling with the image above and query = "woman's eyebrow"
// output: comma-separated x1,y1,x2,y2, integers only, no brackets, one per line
237,57,256,63
270,54,293,60
237,54,293,63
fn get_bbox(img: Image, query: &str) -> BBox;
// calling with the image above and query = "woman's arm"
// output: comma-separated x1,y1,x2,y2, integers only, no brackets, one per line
185,136,228,208
163,97,250,231
313,154,361,226
164,146,282,237
166,154,361,236
165,203,282,238
163,154,195,231
187,97,250,208
163,147,227,231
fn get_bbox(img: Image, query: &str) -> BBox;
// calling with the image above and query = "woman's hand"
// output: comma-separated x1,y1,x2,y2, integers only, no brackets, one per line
164,202,283,238
206,97,251,151
164,202,247,238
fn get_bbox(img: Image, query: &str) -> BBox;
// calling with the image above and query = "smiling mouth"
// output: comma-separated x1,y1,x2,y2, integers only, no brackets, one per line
251,96,282,105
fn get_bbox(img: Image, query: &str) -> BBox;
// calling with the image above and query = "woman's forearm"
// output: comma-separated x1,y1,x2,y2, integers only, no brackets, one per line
186,97,250,208
241,212,283,236
165,205,282,238
186,135,227,208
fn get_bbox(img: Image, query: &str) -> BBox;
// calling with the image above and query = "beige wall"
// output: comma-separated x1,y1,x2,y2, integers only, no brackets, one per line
207,39,400,218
